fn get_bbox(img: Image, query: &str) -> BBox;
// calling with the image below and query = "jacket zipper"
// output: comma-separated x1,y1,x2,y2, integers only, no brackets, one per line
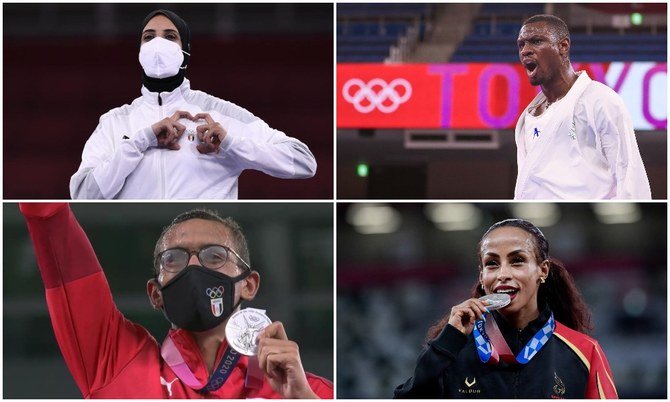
513,329,521,398
158,93,165,198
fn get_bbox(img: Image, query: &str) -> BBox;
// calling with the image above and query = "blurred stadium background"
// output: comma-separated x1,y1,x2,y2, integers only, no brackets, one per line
337,202,666,398
3,4,333,199
337,3,667,198
3,203,333,398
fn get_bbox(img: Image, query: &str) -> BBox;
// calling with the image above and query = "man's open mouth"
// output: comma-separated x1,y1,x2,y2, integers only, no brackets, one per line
524,61,538,77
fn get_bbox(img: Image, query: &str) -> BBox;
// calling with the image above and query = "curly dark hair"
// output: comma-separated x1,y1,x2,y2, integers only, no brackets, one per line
426,219,592,341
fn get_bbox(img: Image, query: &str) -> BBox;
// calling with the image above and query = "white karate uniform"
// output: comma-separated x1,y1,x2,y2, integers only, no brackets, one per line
70,79,317,199
514,71,651,200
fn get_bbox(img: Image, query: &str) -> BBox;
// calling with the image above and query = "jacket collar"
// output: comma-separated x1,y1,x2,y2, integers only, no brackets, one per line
526,70,591,111
492,302,552,356
141,78,191,106
169,327,246,383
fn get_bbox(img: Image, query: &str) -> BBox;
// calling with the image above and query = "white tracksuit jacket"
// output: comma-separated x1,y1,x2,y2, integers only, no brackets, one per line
70,79,316,199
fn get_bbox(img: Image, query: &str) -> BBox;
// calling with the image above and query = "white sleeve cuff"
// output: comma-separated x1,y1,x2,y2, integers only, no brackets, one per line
130,126,157,151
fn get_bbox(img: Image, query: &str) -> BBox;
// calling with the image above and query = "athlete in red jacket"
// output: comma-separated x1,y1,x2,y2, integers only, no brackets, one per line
21,203,333,399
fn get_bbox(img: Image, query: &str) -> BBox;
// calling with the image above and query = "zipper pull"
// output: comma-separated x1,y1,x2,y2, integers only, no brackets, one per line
158,93,163,106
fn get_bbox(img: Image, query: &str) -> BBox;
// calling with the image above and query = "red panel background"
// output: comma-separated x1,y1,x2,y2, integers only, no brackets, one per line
337,64,441,128
4,36,333,199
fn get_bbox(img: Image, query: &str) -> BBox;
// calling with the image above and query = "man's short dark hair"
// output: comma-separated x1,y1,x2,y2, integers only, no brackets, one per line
523,14,570,42
152,209,250,276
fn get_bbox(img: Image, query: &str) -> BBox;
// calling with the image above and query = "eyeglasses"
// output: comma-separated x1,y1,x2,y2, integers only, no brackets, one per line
158,244,250,274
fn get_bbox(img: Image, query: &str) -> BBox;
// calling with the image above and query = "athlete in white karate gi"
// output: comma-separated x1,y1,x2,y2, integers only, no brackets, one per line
514,15,651,199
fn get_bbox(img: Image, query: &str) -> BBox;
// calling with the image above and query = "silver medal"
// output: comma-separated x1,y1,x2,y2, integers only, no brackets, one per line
225,308,272,356
479,293,511,310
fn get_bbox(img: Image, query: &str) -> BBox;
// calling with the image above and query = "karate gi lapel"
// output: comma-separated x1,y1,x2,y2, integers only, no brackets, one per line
514,71,592,199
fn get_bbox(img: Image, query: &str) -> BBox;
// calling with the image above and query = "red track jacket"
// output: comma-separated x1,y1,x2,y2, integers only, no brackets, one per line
22,204,333,399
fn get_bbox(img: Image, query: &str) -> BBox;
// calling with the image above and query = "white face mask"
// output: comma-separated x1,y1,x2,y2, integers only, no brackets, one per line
139,36,189,79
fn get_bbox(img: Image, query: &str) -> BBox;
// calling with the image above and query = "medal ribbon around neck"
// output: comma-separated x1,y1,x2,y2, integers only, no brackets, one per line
473,312,555,365
162,335,256,393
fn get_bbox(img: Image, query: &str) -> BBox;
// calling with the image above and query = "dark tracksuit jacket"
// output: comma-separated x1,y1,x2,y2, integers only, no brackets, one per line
394,307,618,399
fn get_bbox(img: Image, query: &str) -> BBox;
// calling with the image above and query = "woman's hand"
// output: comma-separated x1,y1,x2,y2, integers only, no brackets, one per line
447,298,489,336
194,113,227,154
151,110,194,150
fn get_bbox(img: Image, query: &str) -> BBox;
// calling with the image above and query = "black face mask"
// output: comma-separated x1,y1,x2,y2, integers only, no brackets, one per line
159,265,250,332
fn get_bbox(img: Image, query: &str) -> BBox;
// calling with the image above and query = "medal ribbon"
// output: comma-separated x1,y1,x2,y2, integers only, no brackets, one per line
473,312,555,365
161,334,246,393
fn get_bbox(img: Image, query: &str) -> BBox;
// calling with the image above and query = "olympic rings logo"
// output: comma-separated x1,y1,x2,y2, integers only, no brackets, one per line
205,286,225,298
342,78,412,114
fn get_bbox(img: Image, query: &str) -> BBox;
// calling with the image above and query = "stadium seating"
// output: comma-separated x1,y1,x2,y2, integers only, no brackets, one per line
337,3,666,63
570,33,666,62
337,22,411,62
337,3,431,62
478,3,545,19
453,2,666,63
452,31,666,62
